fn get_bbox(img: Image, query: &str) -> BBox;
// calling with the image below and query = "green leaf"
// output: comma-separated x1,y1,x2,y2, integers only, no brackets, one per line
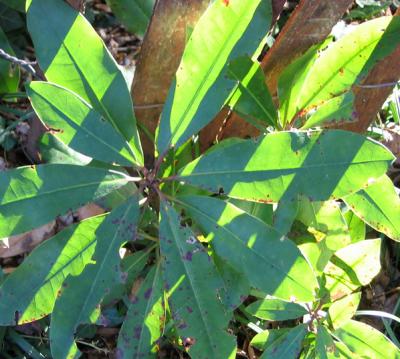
177,195,317,302
214,254,250,310
105,0,155,38
246,299,307,321
324,239,381,301
296,198,351,252
26,0,143,166
229,198,273,226
328,292,361,329
0,216,105,325
0,0,25,12
27,82,138,166
117,264,164,359
316,325,335,359
279,16,400,124
301,92,355,130
251,328,291,351
334,320,400,358
176,130,393,203
345,175,400,241
344,210,365,243
0,164,131,238
102,250,150,306
0,26,19,94
157,0,272,154
159,201,236,359
227,56,277,129
260,324,308,358
50,197,140,359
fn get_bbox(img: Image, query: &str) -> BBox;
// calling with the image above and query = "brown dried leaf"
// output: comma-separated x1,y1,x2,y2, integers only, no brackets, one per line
0,221,56,258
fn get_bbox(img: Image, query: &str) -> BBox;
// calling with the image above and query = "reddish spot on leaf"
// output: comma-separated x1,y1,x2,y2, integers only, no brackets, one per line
222,0,229,5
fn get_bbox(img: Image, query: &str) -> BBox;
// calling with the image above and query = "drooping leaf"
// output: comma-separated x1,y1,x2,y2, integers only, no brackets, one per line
227,56,277,129
157,0,272,154
105,0,155,38
176,130,393,203
251,328,291,351
279,16,400,125
117,264,164,359
27,82,138,166
260,324,308,358
328,292,361,329
344,175,400,241
246,299,308,321
315,325,335,359
0,164,131,238
177,195,317,302
26,0,143,165
334,320,400,358
159,201,236,359
324,239,381,301
0,216,105,325
0,26,19,94
50,197,140,359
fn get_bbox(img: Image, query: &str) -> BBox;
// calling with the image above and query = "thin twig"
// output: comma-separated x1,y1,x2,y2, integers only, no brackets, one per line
356,81,399,89
0,48,37,77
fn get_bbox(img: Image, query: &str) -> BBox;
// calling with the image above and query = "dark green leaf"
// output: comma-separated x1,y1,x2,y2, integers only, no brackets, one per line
246,299,308,321
0,216,105,325
251,328,290,351
105,0,155,38
0,164,131,238
28,82,138,166
26,0,143,165
177,130,393,203
159,201,236,359
228,56,277,129
260,324,308,358
157,0,272,154
177,196,318,302
50,197,140,358
117,264,164,359
315,325,335,359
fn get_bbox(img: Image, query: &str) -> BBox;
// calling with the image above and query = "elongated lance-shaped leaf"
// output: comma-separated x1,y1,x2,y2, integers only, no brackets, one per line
117,264,164,359
344,175,400,241
246,299,308,321
0,26,19,94
315,325,335,359
0,216,105,325
228,56,277,129
27,82,138,166
279,16,400,125
157,0,272,154
177,196,317,302
176,130,394,203
0,164,131,238
159,201,237,359
50,196,140,359
260,324,308,358
26,0,143,166
334,320,400,358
